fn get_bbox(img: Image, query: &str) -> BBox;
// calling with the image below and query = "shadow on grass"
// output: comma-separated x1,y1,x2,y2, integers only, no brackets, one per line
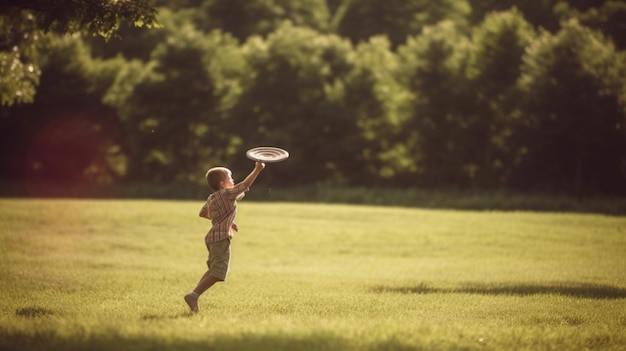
371,282,626,299
140,312,193,320
0,330,418,351
15,307,56,318
8,310,427,351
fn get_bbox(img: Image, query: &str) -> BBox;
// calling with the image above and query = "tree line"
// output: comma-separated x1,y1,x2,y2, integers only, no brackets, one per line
1,0,625,196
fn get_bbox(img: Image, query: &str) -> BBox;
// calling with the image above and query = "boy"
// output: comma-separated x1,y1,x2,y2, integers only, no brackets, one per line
184,161,265,313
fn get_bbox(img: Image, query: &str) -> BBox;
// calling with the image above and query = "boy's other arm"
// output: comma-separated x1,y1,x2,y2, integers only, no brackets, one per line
241,162,265,189
199,202,211,219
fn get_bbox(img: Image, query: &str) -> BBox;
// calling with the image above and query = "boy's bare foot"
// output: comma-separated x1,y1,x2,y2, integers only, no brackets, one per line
184,293,199,313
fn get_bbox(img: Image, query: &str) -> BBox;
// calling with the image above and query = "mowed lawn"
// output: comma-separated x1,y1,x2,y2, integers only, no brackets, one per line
0,198,625,351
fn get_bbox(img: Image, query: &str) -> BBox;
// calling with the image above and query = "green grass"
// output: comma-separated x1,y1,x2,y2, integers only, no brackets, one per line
1,198,625,351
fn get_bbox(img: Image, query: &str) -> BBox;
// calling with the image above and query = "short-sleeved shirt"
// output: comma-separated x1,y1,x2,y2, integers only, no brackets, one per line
200,182,249,243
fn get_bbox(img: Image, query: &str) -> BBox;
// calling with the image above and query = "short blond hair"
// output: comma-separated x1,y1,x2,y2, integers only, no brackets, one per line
206,167,231,191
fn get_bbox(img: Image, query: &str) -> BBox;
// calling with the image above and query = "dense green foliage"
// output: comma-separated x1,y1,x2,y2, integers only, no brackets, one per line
1,0,625,196
1,199,625,350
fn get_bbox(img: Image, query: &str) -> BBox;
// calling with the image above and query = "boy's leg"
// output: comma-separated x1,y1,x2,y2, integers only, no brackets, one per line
185,239,229,312
184,271,222,312
194,271,221,295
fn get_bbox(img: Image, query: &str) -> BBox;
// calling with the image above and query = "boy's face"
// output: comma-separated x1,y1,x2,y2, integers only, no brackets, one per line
220,171,234,189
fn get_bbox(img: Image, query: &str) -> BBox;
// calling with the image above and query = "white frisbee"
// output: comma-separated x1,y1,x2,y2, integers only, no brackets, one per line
246,146,289,163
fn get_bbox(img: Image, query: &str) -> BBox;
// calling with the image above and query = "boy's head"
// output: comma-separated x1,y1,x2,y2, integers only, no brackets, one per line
206,167,234,191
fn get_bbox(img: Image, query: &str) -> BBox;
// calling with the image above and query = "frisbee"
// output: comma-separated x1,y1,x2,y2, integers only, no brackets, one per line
246,146,289,163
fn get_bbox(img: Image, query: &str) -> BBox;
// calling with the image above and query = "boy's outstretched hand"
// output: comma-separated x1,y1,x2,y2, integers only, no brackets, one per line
255,162,265,171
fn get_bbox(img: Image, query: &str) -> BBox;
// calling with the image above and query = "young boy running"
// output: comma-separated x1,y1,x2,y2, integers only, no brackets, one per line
184,161,265,312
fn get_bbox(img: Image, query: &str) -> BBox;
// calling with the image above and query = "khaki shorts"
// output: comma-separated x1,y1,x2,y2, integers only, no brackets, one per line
206,239,231,281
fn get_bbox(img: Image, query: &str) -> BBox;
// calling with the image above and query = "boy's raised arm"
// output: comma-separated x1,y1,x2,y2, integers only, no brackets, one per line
242,162,265,189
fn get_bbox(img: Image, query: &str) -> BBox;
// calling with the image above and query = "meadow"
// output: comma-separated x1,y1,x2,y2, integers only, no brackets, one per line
0,198,625,351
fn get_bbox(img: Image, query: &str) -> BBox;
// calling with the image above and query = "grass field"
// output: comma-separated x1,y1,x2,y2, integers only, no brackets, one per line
1,198,625,351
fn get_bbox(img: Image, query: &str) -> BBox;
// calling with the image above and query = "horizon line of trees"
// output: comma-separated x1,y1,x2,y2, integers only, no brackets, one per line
1,0,625,196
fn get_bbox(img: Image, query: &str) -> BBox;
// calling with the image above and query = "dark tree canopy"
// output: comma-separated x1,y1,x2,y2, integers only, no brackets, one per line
0,0,158,106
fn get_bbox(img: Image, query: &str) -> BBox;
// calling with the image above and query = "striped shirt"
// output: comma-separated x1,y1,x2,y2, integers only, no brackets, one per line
200,182,249,243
